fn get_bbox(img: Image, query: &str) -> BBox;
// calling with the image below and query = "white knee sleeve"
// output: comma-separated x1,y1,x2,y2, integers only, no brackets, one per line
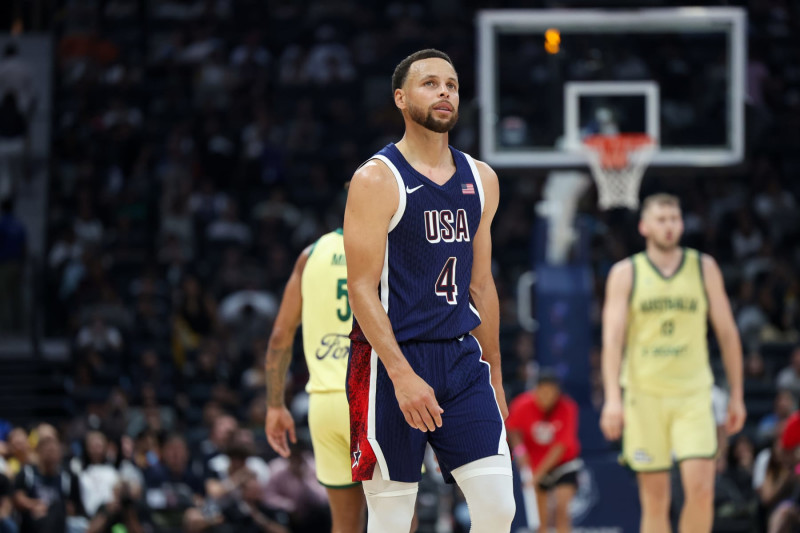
451,446,516,533
362,464,418,533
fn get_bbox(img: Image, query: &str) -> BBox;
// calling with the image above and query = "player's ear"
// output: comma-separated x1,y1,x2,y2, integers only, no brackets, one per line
394,88,406,110
638,219,647,238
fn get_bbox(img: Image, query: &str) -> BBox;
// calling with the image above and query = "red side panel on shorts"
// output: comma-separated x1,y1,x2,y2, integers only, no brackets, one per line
348,326,377,482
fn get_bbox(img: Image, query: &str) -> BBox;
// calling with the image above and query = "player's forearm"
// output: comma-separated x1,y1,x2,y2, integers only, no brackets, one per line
349,285,412,380
265,330,295,407
718,328,744,401
534,443,565,478
470,277,502,381
601,343,624,403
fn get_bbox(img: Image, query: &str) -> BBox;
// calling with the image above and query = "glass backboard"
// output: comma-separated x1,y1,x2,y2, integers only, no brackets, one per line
477,8,746,168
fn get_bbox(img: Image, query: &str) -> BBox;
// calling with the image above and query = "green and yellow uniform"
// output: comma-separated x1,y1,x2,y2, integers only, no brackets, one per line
622,248,717,471
301,229,356,487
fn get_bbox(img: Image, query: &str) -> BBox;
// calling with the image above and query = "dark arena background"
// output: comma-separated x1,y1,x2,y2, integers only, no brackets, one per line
0,1,798,532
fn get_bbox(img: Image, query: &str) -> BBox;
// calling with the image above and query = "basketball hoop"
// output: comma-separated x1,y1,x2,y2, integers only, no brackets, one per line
580,133,655,211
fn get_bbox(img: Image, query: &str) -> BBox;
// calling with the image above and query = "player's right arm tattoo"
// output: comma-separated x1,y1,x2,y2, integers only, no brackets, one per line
264,246,309,408
266,345,293,407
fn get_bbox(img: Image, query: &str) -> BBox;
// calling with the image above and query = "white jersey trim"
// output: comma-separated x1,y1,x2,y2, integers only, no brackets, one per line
371,155,407,233
368,238,391,480
471,334,507,453
463,153,485,215
367,347,390,480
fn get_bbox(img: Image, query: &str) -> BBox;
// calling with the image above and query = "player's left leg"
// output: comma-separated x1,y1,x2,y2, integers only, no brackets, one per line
326,486,366,533
309,391,367,533
671,389,717,533
677,458,715,533
427,334,515,531
451,450,516,533
362,463,418,533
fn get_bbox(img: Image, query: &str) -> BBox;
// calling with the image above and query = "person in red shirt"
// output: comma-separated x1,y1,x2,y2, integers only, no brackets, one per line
506,369,582,533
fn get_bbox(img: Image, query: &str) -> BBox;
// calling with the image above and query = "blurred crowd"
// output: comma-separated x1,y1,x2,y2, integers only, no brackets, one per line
0,0,798,531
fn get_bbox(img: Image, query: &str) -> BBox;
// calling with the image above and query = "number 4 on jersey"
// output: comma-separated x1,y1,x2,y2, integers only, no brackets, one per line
435,257,458,305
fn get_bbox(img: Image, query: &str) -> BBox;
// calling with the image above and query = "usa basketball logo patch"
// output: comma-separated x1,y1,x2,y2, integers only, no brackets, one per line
461,183,475,195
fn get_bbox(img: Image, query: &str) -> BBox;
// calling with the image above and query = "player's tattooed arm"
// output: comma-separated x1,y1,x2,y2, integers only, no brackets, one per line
265,345,293,407
264,246,309,457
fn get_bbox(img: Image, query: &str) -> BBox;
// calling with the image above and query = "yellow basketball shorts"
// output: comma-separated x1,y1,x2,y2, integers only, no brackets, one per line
308,391,360,488
622,387,717,472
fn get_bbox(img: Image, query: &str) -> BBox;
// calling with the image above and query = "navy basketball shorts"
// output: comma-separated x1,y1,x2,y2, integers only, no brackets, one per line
348,334,506,484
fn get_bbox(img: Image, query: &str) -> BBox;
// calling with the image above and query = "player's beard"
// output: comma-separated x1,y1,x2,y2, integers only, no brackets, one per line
408,102,458,133
651,235,679,253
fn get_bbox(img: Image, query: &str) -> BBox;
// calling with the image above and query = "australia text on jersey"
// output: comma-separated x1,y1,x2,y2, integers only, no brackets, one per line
639,297,699,313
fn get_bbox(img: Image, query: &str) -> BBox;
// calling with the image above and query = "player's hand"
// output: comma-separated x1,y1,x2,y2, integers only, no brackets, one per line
265,405,296,458
600,398,624,441
492,377,509,420
725,396,747,436
392,370,443,432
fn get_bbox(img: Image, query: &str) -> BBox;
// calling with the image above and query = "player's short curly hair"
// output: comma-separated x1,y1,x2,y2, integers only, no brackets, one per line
392,49,454,92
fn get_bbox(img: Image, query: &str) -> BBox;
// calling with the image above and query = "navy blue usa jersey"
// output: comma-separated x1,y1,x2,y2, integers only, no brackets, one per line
352,143,485,343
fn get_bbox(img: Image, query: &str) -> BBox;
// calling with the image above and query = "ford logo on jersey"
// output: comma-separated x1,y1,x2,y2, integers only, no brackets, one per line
316,333,351,360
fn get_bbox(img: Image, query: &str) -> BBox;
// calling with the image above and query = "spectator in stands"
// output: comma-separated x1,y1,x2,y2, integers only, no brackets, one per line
73,431,120,518
129,348,174,399
0,470,15,533
710,434,758,528
744,350,771,385
74,316,123,356
240,338,268,393
727,435,758,501
206,203,251,248
4,429,33,478
776,346,800,399
198,414,237,476
47,227,82,273
0,198,26,333
753,437,789,524
506,369,581,533
206,430,270,490
172,274,218,367
13,434,85,533
85,479,151,533
126,383,177,441
221,476,289,533
756,389,797,446
72,199,104,249
767,412,800,532
143,434,205,529
205,443,256,502
218,284,277,354
263,439,330,532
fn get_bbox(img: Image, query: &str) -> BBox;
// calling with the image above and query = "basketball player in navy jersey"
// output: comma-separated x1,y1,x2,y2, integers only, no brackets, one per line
343,49,515,533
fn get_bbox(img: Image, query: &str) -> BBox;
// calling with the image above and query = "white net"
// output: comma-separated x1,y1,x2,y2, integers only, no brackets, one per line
580,134,656,211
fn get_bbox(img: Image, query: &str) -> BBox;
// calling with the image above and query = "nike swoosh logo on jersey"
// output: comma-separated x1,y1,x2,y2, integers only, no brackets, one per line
406,184,424,194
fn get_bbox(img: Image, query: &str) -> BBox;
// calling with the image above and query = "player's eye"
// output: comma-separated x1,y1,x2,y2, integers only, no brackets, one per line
447,83,457,90
424,80,435,86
